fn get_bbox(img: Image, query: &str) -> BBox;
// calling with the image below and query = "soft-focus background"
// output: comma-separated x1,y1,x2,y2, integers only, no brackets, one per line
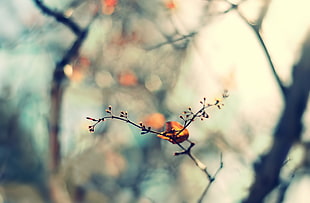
1,0,310,202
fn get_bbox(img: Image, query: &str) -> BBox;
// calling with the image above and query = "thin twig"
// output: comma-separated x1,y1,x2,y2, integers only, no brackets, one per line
87,107,224,199
145,32,196,51
87,95,227,200
197,153,223,203
233,2,287,96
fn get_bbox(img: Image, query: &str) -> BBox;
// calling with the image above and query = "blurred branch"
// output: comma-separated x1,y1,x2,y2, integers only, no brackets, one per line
254,0,272,31
53,20,91,83
33,0,82,35
202,2,309,202
145,32,196,51
202,0,247,15
33,1,100,202
49,17,96,173
233,1,287,97
33,0,98,173
204,0,287,96
276,172,295,203
135,1,196,51
243,31,310,203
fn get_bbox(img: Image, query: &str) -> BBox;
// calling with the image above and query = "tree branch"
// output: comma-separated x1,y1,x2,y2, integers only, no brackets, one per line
243,31,310,203
33,0,82,35
197,153,223,203
87,94,227,201
236,9,287,97
145,32,196,51
33,0,98,173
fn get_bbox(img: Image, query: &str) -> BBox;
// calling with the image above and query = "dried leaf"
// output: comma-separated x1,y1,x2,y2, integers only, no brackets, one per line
157,121,189,144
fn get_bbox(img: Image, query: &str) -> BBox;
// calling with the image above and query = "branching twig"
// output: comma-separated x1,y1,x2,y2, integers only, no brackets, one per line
87,92,228,200
242,19,310,203
198,153,223,203
237,12,287,96
229,0,288,97
203,0,288,97
145,32,196,51
87,92,228,144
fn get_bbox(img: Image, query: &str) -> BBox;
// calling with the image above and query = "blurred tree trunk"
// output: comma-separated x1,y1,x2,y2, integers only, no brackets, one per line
49,79,65,172
33,0,90,174
243,31,310,203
